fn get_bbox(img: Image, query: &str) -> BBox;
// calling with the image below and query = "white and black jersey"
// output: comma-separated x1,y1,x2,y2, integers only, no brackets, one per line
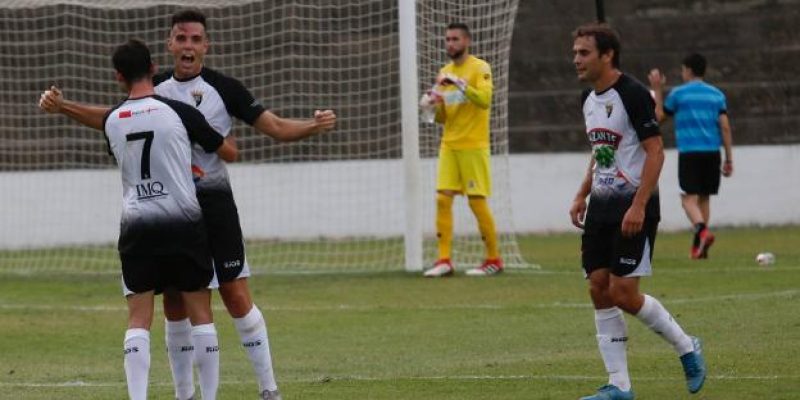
103,95,224,255
153,67,266,191
581,73,661,223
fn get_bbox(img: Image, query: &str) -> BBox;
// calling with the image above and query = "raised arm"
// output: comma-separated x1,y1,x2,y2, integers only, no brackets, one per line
252,109,336,142
39,86,108,131
647,69,667,123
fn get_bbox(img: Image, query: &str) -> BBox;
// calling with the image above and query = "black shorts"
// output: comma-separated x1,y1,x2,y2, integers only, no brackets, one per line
679,151,721,195
121,252,213,296
196,187,248,283
582,219,658,277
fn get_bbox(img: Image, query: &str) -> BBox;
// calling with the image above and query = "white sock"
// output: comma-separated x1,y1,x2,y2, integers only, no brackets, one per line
165,318,195,400
123,328,150,400
594,307,631,391
635,294,694,355
234,306,278,392
192,323,220,400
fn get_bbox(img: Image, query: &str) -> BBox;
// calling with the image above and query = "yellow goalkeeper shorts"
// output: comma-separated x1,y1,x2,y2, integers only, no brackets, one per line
436,147,492,197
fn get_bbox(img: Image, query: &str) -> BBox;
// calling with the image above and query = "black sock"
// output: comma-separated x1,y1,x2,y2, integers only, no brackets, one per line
693,223,706,247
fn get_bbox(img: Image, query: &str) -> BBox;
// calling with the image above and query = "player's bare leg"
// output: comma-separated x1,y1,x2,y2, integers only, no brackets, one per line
181,289,219,400
219,278,280,399
682,194,713,258
125,291,155,400
695,195,715,258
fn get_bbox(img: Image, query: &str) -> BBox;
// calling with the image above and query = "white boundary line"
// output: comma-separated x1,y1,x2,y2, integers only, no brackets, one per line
0,373,795,389
0,289,797,313
0,264,798,277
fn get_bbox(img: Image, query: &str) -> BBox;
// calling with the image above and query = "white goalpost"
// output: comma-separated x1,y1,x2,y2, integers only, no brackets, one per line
0,0,527,273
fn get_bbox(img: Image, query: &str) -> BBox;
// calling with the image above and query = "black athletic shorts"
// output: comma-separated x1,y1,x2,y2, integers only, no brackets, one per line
678,151,721,195
196,187,247,283
121,251,213,296
582,219,658,278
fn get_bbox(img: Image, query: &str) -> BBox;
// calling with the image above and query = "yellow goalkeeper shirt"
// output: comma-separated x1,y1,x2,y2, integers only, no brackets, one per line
435,55,493,150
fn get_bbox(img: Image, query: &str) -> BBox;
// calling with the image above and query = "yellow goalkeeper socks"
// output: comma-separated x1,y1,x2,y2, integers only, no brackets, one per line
468,197,500,259
436,193,454,260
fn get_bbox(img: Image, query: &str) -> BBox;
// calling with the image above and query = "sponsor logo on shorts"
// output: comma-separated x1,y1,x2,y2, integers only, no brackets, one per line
619,257,638,266
223,260,242,269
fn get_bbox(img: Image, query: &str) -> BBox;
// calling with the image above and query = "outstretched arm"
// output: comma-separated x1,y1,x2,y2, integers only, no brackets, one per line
252,109,336,142
39,86,108,131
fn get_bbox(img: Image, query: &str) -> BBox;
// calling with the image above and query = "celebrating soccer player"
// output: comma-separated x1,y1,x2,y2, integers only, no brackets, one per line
421,22,503,277
569,23,706,399
103,39,235,400
39,9,336,400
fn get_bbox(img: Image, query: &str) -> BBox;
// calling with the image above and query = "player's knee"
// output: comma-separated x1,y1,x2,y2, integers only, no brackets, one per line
219,283,253,318
588,283,610,303
608,287,637,312
162,290,188,320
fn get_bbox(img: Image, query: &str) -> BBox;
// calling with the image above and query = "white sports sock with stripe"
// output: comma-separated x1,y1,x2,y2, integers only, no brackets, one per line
595,307,631,391
635,294,694,355
123,328,151,400
192,323,220,400
234,305,278,392
165,318,195,400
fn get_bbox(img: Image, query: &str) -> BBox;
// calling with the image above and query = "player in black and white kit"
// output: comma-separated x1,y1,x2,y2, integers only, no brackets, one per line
101,39,236,400
38,10,336,400
569,24,706,400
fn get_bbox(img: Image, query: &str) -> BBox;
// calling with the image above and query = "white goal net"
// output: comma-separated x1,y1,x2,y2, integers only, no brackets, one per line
0,0,527,273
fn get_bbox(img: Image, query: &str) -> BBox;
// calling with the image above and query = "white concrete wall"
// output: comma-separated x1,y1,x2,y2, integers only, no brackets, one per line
1,145,797,248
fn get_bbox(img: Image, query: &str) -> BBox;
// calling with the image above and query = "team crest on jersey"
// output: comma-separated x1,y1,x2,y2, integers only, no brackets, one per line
605,102,614,118
191,90,203,107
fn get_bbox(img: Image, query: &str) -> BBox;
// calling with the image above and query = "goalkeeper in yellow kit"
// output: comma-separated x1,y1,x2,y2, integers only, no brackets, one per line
422,22,502,277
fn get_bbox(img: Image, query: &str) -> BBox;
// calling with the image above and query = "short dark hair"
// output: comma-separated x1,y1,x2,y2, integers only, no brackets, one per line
112,39,153,84
171,9,207,29
682,53,706,77
572,23,621,68
446,22,471,38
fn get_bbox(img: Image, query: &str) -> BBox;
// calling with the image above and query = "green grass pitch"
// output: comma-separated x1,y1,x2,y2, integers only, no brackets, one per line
0,226,798,399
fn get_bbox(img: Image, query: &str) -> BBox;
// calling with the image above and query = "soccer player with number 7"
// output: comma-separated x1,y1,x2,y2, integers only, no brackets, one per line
39,9,336,400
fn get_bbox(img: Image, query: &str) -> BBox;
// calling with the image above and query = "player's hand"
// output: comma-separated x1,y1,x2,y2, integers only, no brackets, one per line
621,204,645,237
442,73,467,91
647,69,666,90
313,109,336,133
419,89,442,107
722,159,733,177
39,85,64,113
569,197,588,229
